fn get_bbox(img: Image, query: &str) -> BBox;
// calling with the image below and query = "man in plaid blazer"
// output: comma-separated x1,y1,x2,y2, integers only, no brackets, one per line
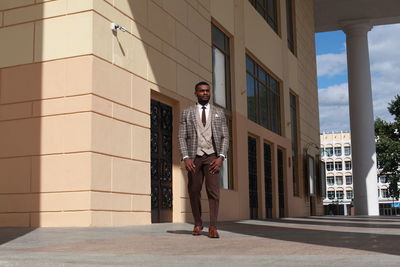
178,81,229,238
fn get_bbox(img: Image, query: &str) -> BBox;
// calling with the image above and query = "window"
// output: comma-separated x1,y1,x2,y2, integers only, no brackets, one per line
346,190,353,200
344,146,351,156
327,191,335,200
336,191,344,199
334,146,342,156
212,24,231,109
290,92,299,196
327,176,334,186
212,24,233,189
325,147,333,157
248,0,278,33
346,175,352,185
379,175,388,184
246,56,281,134
336,176,343,186
345,161,352,170
381,189,389,198
320,148,325,157
326,162,334,171
335,161,342,171
286,0,295,54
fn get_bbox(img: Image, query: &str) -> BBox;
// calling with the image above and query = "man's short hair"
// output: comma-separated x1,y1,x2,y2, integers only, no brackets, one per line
195,81,210,90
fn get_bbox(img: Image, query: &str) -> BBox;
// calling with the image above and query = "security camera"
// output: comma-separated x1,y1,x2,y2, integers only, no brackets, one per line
111,22,126,32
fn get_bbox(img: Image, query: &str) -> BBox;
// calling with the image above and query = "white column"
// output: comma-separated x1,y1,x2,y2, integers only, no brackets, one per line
342,21,379,216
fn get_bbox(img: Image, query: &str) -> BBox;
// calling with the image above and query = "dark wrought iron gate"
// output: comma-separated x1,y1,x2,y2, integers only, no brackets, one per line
248,136,258,219
150,100,173,223
264,143,273,218
277,148,285,218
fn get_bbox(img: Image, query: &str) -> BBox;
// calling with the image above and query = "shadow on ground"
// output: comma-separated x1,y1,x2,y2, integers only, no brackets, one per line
0,228,36,245
209,217,400,256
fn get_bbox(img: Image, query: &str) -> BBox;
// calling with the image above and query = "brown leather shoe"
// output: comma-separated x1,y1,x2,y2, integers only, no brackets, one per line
192,225,203,236
208,227,220,238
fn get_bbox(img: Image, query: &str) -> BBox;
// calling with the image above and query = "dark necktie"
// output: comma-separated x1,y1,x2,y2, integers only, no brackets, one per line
201,106,206,126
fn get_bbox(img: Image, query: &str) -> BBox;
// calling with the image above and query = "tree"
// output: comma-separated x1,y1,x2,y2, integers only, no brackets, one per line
375,94,400,208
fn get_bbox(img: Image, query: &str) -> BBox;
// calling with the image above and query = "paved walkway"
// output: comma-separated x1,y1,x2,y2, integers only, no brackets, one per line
1,216,400,266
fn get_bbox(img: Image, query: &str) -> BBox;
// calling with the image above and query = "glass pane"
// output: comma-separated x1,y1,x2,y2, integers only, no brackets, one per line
247,74,256,122
258,67,267,85
246,56,255,74
220,158,229,189
258,83,268,128
212,25,225,51
213,48,227,108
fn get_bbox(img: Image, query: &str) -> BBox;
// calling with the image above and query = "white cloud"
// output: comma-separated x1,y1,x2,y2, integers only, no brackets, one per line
318,23,400,132
318,83,350,132
316,53,347,77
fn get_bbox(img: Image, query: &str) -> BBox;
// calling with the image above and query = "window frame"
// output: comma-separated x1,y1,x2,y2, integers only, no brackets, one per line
326,162,334,171
285,0,296,55
211,22,234,190
345,175,353,185
290,91,300,196
334,146,342,157
248,0,279,34
346,190,353,200
334,161,342,171
246,54,282,135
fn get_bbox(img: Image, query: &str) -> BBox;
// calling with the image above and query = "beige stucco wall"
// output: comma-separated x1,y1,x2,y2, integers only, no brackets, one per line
0,0,321,227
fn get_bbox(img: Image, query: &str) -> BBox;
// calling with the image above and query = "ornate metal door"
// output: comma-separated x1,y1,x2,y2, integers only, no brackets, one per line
151,100,172,223
248,136,258,219
264,143,273,218
277,148,285,218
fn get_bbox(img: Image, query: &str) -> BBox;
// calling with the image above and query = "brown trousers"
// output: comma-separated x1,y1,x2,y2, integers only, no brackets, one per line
187,154,220,227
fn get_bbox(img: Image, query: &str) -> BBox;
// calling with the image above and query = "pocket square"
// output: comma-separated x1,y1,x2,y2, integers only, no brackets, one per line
215,114,219,117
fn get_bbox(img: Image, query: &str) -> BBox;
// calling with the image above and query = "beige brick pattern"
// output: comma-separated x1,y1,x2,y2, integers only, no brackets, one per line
31,211,91,227
148,1,175,46
112,103,150,128
0,102,32,121
131,75,151,113
3,0,67,26
92,57,132,106
132,195,151,211
187,4,210,44
92,12,113,62
111,211,150,226
39,191,91,211
0,214,30,227
161,0,188,26
0,23,34,68
31,153,91,192
92,113,131,158
34,12,92,62
113,0,147,27
0,157,31,193
175,22,200,62
131,125,150,161
147,46,177,90
0,0,34,10
67,0,93,14
91,152,112,191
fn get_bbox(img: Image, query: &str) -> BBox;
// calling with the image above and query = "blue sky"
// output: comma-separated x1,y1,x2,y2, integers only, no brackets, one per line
315,24,400,133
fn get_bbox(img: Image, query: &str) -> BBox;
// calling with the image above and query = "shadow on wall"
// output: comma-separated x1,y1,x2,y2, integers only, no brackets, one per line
0,2,43,235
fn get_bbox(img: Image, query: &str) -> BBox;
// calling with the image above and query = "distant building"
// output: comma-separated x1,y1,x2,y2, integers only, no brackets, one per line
320,132,400,215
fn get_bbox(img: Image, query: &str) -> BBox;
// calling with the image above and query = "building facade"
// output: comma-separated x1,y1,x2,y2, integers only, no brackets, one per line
320,132,400,215
0,0,322,227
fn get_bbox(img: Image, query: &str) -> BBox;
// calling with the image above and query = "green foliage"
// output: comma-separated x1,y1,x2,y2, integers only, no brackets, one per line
375,94,400,200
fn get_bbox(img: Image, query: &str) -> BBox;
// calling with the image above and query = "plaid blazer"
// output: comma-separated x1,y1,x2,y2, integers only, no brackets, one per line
178,104,229,159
